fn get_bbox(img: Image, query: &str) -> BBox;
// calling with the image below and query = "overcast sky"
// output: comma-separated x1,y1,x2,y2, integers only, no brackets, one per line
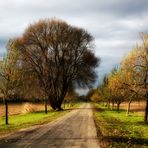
0,0,148,93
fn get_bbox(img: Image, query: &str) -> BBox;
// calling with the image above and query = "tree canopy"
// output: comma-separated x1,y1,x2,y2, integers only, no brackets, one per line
10,18,100,110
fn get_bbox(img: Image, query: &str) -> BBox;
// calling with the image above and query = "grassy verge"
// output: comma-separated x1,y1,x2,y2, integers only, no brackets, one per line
93,103,148,148
0,103,80,136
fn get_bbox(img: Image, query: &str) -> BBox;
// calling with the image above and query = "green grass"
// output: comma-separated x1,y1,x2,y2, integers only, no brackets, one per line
0,110,69,136
93,103,148,148
0,102,81,136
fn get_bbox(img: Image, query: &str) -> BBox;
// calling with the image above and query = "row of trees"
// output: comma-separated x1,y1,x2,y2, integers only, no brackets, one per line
0,18,99,124
89,33,148,122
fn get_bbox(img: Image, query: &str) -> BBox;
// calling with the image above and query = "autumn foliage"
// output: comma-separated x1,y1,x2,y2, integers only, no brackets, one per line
90,33,148,122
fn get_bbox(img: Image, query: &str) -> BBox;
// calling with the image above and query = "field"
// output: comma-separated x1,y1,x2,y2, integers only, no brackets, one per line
0,103,47,116
106,101,145,115
120,101,145,115
0,102,76,116
93,103,148,148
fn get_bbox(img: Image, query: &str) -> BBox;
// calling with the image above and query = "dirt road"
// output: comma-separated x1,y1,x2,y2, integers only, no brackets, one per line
0,103,99,148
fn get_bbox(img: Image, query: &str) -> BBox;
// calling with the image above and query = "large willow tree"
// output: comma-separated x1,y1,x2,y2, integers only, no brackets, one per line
10,18,99,110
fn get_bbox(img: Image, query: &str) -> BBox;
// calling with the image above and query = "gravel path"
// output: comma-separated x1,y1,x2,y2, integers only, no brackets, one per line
0,103,99,148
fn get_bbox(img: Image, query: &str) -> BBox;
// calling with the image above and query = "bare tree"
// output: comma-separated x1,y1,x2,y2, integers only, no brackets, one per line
0,45,22,124
10,18,99,110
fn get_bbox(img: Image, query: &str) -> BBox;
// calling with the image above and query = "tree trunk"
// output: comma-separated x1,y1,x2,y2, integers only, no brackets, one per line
63,101,65,109
44,99,48,114
117,103,120,112
49,96,56,110
107,101,110,109
57,106,63,111
126,99,132,116
48,92,66,111
144,92,148,122
112,102,114,110
5,99,8,125
57,99,63,111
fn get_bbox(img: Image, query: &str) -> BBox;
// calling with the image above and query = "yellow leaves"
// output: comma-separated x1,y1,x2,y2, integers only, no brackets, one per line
121,48,138,69
90,89,101,102
108,70,122,91
101,33,148,105
113,33,148,96
0,42,23,98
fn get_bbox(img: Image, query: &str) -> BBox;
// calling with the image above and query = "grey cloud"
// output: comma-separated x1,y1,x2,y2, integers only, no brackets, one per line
0,38,7,53
97,55,121,84
0,0,148,88
90,0,148,18
0,38,7,45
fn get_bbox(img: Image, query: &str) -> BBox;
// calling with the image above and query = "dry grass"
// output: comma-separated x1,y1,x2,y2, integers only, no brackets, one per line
0,103,50,116
120,101,146,115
